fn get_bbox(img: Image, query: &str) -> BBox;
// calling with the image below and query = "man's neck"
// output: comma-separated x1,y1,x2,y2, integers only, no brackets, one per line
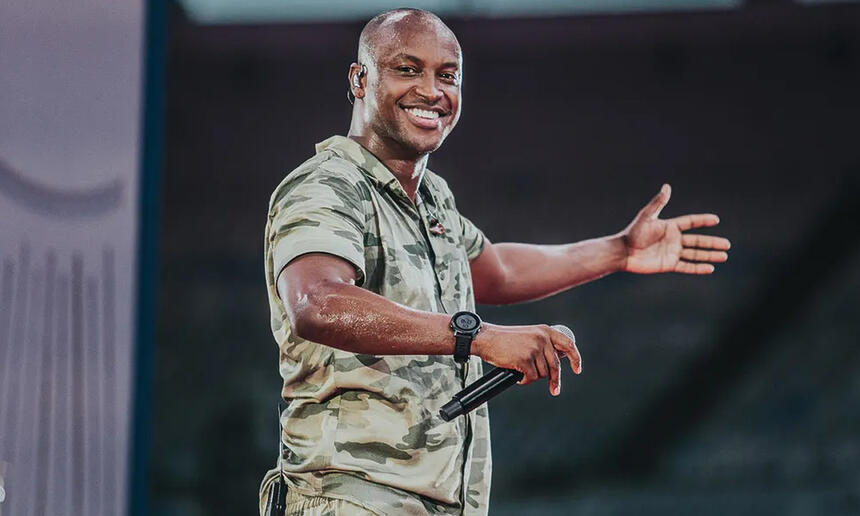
347,133,427,203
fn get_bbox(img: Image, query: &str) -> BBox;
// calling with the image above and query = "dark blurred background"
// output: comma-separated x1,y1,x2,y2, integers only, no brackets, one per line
151,1,860,514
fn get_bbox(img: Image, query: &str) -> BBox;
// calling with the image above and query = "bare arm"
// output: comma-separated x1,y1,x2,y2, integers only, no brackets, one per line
470,184,731,305
278,252,456,355
277,253,581,395
471,236,628,305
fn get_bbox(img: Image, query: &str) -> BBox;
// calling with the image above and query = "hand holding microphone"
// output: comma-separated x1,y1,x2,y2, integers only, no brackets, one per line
440,323,581,421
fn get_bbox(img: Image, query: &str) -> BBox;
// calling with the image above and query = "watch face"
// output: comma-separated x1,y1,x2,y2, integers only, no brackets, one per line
454,313,480,332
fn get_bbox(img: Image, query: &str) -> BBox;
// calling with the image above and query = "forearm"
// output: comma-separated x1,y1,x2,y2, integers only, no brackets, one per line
280,255,582,393
290,280,456,355
475,234,628,305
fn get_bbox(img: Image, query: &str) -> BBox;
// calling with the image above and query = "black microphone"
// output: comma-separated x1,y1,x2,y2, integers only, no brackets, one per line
438,325,575,422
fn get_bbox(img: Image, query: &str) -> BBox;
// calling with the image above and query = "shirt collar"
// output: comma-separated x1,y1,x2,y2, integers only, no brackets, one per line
316,135,400,189
315,135,438,205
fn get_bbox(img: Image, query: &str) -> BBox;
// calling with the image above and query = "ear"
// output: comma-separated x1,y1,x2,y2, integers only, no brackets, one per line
348,62,366,99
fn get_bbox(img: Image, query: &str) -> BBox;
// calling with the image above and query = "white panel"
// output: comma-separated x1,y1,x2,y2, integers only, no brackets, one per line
0,1,144,515
177,0,739,24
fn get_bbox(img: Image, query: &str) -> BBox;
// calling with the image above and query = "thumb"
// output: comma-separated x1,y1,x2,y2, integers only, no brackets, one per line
639,183,671,220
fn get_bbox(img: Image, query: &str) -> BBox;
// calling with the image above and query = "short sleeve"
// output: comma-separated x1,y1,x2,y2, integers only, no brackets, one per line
268,167,367,285
459,213,486,260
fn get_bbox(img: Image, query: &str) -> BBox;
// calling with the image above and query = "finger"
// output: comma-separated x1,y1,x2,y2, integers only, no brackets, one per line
681,234,731,250
517,360,539,385
680,248,728,263
674,261,715,274
570,341,582,374
534,351,549,380
549,328,581,374
672,214,720,231
544,346,561,396
528,358,541,384
639,183,672,220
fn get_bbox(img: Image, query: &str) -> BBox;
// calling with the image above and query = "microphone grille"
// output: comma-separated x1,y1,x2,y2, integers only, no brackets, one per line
550,324,575,344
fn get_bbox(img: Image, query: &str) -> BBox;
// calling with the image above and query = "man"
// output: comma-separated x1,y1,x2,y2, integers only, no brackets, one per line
259,8,730,516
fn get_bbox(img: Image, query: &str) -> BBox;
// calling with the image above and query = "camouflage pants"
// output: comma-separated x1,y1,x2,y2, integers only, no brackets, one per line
259,469,381,516
283,491,379,516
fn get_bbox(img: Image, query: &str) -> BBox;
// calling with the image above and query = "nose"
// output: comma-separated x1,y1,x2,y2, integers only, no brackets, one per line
414,73,443,103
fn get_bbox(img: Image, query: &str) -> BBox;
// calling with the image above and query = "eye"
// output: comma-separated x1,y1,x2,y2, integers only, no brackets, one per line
440,72,459,84
397,66,418,74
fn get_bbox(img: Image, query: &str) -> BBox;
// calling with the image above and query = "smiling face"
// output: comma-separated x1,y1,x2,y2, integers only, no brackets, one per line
353,12,463,156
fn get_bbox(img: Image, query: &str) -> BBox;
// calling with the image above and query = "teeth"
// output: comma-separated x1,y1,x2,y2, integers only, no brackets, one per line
406,108,440,120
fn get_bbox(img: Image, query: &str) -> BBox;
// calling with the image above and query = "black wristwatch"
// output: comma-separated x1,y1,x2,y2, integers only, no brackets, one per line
450,311,482,363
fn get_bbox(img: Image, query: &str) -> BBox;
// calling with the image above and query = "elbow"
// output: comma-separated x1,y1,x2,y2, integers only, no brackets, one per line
472,267,512,306
474,291,514,307
290,308,321,342
473,289,497,306
287,281,346,342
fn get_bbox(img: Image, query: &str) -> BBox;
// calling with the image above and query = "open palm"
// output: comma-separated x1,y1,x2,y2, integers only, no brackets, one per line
623,184,731,274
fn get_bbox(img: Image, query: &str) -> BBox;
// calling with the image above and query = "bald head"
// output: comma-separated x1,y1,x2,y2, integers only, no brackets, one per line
358,8,460,67
348,9,464,157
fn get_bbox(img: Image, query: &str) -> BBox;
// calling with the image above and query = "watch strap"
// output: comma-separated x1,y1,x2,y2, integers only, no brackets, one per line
454,333,472,363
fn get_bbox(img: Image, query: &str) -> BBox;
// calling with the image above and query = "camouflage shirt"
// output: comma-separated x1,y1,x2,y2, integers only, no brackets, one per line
261,136,491,515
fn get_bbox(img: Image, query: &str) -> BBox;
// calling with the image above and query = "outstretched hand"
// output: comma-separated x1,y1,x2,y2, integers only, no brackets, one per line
622,184,731,274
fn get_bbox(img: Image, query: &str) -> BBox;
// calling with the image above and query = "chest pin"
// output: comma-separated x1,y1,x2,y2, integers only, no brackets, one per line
428,217,445,236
